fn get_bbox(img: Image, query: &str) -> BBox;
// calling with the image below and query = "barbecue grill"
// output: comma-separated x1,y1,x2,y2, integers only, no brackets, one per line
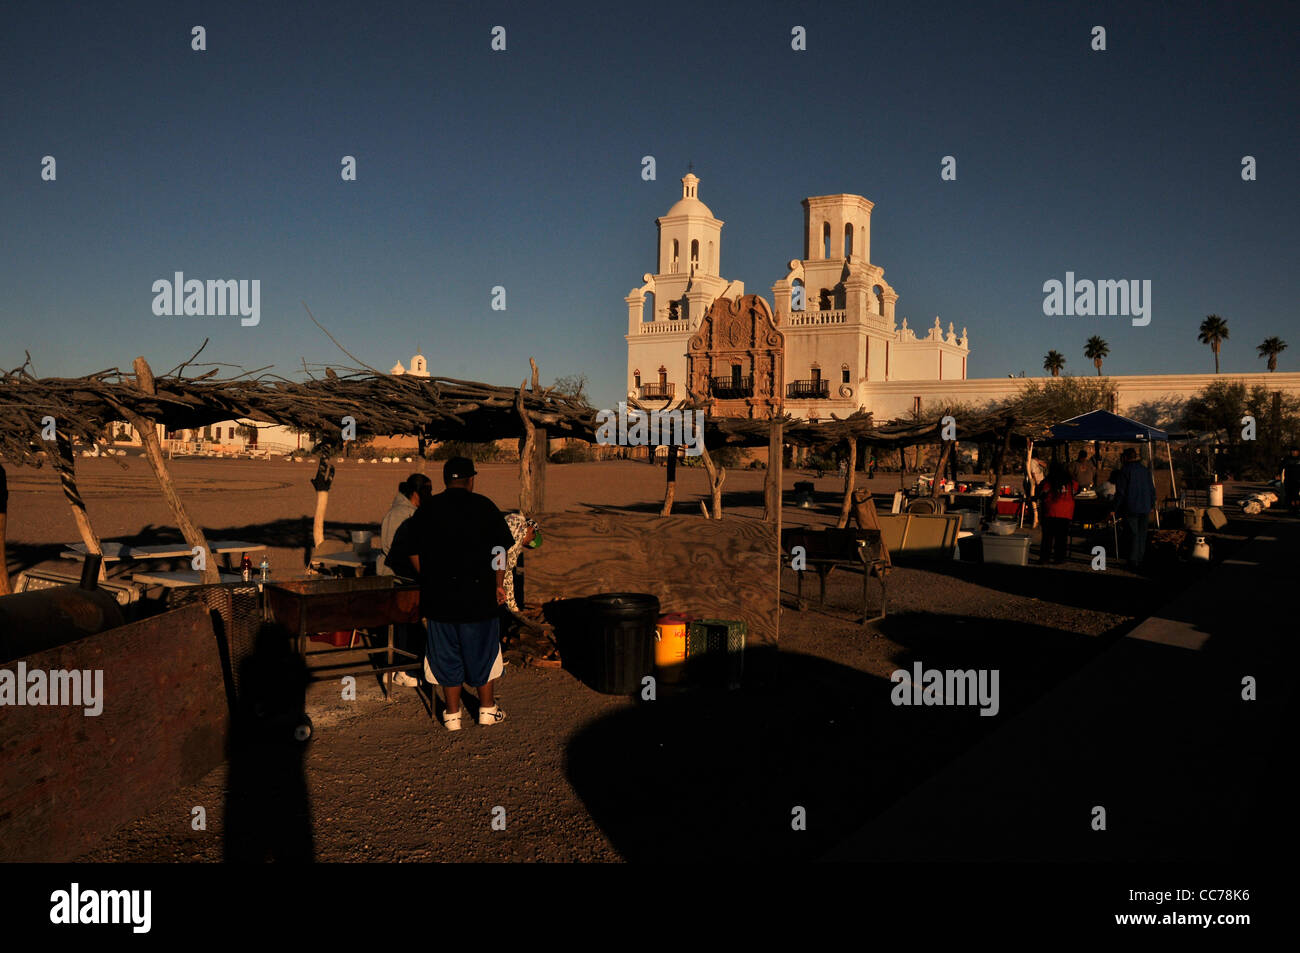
265,576,422,692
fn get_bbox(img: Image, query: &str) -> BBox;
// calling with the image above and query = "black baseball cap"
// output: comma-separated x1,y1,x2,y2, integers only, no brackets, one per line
443,456,477,480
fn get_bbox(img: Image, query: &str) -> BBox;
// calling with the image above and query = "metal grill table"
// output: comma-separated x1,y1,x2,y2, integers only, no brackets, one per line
264,577,422,695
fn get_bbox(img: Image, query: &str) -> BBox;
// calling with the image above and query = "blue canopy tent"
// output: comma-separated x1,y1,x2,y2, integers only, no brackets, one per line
1046,410,1169,444
1041,410,1178,528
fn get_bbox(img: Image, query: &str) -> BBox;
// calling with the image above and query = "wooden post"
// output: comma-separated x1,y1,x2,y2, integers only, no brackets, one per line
836,437,858,528
532,428,547,512
898,446,907,488
115,361,218,583
51,434,106,581
0,464,10,595
930,440,954,499
526,358,548,511
310,454,335,550
990,417,1014,491
661,442,677,516
517,383,548,514
697,433,726,519
1023,438,1038,528
769,419,785,642
517,383,536,514
117,359,219,583
764,417,784,523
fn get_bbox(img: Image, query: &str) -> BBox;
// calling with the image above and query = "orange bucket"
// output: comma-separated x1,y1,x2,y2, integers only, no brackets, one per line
655,613,692,682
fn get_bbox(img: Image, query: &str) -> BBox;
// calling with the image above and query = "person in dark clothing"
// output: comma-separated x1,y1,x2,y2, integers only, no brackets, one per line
1037,462,1078,564
398,457,514,731
380,473,432,688
1068,450,1097,489
1280,447,1300,510
1112,448,1156,569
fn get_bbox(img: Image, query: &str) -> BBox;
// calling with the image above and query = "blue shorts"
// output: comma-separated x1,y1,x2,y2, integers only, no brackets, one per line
426,617,500,687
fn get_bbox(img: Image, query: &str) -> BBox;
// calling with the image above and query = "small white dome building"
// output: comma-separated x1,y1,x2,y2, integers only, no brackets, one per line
390,350,430,378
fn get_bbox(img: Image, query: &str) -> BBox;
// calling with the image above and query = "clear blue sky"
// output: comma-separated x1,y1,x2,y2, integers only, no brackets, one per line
2,0,1296,407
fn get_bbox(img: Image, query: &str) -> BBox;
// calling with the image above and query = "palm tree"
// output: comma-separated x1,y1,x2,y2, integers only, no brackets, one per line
1198,314,1230,373
1257,336,1288,371
1043,350,1065,377
1084,336,1109,376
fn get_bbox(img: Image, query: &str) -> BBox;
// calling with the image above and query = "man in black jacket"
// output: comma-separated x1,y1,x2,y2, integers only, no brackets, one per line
1281,447,1300,510
394,457,514,731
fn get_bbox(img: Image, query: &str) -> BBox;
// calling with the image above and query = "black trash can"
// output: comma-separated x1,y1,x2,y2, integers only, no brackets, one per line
792,480,815,508
583,592,660,695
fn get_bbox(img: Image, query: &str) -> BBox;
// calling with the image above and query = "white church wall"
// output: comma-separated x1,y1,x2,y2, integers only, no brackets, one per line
784,327,860,385
860,371,1300,423
627,333,691,406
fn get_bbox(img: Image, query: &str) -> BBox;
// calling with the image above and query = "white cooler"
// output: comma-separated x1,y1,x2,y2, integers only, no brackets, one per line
982,534,1030,566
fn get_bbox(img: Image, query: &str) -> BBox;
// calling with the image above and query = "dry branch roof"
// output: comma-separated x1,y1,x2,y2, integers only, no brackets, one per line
1,357,1055,466
0,360,597,466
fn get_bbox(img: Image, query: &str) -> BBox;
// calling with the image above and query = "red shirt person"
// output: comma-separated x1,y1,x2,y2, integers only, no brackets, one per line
1037,464,1079,564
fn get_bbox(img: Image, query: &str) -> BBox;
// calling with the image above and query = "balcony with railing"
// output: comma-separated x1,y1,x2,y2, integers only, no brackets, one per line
709,375,753,398
638,318,692,335
640,382,675,400
785,309,847,327
786,379,830,399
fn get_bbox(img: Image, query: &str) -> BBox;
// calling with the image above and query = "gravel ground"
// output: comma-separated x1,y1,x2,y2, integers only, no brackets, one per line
2,457,1244,861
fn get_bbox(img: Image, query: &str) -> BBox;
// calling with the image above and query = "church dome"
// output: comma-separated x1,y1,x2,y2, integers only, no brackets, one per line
663,173,714,218
666,196,713,217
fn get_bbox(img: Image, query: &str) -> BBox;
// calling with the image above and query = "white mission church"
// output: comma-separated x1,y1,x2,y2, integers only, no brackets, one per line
625,173,1300,423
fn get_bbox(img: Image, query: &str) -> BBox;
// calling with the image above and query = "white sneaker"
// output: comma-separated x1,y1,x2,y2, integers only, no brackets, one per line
478,705,507,727
441,708,465,732
391,671,419,687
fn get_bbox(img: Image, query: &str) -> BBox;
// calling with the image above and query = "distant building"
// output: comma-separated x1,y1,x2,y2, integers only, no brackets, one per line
390,350,430,378
626,174,968,422
625,173,1300,422
113,421,311,455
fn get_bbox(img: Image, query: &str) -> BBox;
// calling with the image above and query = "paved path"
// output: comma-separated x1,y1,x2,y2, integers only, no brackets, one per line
827,522,1297,861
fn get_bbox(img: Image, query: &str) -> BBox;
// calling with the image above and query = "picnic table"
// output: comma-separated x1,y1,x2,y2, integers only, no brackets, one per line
130,569,246,588
942,490,996,519
311,550,377,575
62,540,266,570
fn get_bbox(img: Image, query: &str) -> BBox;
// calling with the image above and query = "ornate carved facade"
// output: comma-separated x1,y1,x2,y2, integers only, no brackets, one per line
686,294,784,418
626,173,969,422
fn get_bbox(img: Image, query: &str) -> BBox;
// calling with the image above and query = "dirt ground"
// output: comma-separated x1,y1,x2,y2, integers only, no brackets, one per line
2,457,1281,861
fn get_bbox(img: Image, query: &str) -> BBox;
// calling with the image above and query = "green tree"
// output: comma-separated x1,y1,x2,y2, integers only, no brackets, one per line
1002,375,1118,423
1257,336,1287,372
1182,379,1246,435
1198,314,1230,373
1042,350,1065,377
1182,380,1300,479
1084,336,1110,376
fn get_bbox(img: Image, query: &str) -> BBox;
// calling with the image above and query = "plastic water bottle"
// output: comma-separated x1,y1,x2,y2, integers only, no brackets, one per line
259,556,270,582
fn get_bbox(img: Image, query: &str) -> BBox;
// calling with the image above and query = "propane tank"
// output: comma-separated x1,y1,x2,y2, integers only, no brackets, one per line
1191,536,1211,561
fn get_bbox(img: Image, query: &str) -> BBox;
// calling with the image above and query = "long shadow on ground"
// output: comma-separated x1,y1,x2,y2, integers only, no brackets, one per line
565,610,1111,862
